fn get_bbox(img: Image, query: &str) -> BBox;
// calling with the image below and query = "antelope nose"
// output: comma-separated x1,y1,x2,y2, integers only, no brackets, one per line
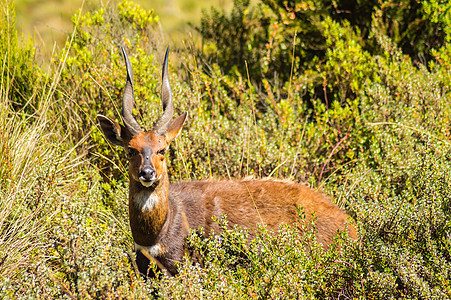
139,167,156,182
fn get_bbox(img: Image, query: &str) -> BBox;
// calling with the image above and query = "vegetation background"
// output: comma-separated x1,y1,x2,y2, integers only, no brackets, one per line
14,0,234,55
1,0,451,298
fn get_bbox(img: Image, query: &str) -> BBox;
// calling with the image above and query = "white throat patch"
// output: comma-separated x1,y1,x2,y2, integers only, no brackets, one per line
135,242,163,257
134,191,160,212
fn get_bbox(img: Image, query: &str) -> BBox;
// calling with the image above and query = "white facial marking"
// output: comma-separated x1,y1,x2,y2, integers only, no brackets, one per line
140,179,154,188
135,243,163,257
134,191,159,211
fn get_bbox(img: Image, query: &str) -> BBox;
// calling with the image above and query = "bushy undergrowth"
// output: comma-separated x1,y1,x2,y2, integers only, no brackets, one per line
2,0,451,298
157,216,359,299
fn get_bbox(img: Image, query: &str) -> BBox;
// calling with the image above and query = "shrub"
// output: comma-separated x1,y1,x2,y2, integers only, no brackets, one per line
197,0,448,84
157,215,359,299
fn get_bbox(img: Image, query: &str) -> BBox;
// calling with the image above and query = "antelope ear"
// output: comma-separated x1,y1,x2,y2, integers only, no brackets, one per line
166,112,188,143
97,114,129,147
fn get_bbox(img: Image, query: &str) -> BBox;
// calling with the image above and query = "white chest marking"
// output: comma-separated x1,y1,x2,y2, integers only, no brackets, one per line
134,192,160,212
135,243,163,257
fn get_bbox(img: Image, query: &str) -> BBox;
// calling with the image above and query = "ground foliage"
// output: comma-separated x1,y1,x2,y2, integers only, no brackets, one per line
1,0,451,298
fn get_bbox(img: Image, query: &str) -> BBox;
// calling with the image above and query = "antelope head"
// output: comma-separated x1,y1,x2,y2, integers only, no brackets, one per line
97,47,187,188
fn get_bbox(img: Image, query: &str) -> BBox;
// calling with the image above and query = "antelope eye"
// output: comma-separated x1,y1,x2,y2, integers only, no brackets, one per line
157,148,166,156
128,148,137,157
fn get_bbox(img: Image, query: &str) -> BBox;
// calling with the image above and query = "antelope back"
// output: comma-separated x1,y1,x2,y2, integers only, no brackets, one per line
170,179,357,246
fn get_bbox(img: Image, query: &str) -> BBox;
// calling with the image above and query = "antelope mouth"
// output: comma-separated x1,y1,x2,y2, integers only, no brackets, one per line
140,179,156,188
139,178,161,188
139,173,164,188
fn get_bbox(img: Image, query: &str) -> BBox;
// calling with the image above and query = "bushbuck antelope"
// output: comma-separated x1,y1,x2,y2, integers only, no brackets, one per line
97,47,357,276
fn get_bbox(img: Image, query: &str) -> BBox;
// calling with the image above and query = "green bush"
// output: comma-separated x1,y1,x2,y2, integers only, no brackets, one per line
158,215,358,298
198,0,448,84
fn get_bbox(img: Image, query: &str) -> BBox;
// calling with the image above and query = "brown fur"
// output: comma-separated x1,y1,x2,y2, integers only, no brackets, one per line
171,179,356,245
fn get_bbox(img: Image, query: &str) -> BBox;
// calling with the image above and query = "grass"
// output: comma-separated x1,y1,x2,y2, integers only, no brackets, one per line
0,53,79,282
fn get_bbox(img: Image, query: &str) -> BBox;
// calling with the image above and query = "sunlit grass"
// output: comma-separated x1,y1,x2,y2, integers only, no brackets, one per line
0,66,86,282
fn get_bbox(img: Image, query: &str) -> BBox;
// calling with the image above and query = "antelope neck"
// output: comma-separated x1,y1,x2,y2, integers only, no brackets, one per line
128,171,171,247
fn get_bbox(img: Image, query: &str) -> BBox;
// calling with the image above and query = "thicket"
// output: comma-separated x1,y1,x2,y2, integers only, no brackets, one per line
1,0,451,298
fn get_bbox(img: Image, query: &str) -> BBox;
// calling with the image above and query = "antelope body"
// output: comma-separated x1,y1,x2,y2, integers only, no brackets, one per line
97,47,356,276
